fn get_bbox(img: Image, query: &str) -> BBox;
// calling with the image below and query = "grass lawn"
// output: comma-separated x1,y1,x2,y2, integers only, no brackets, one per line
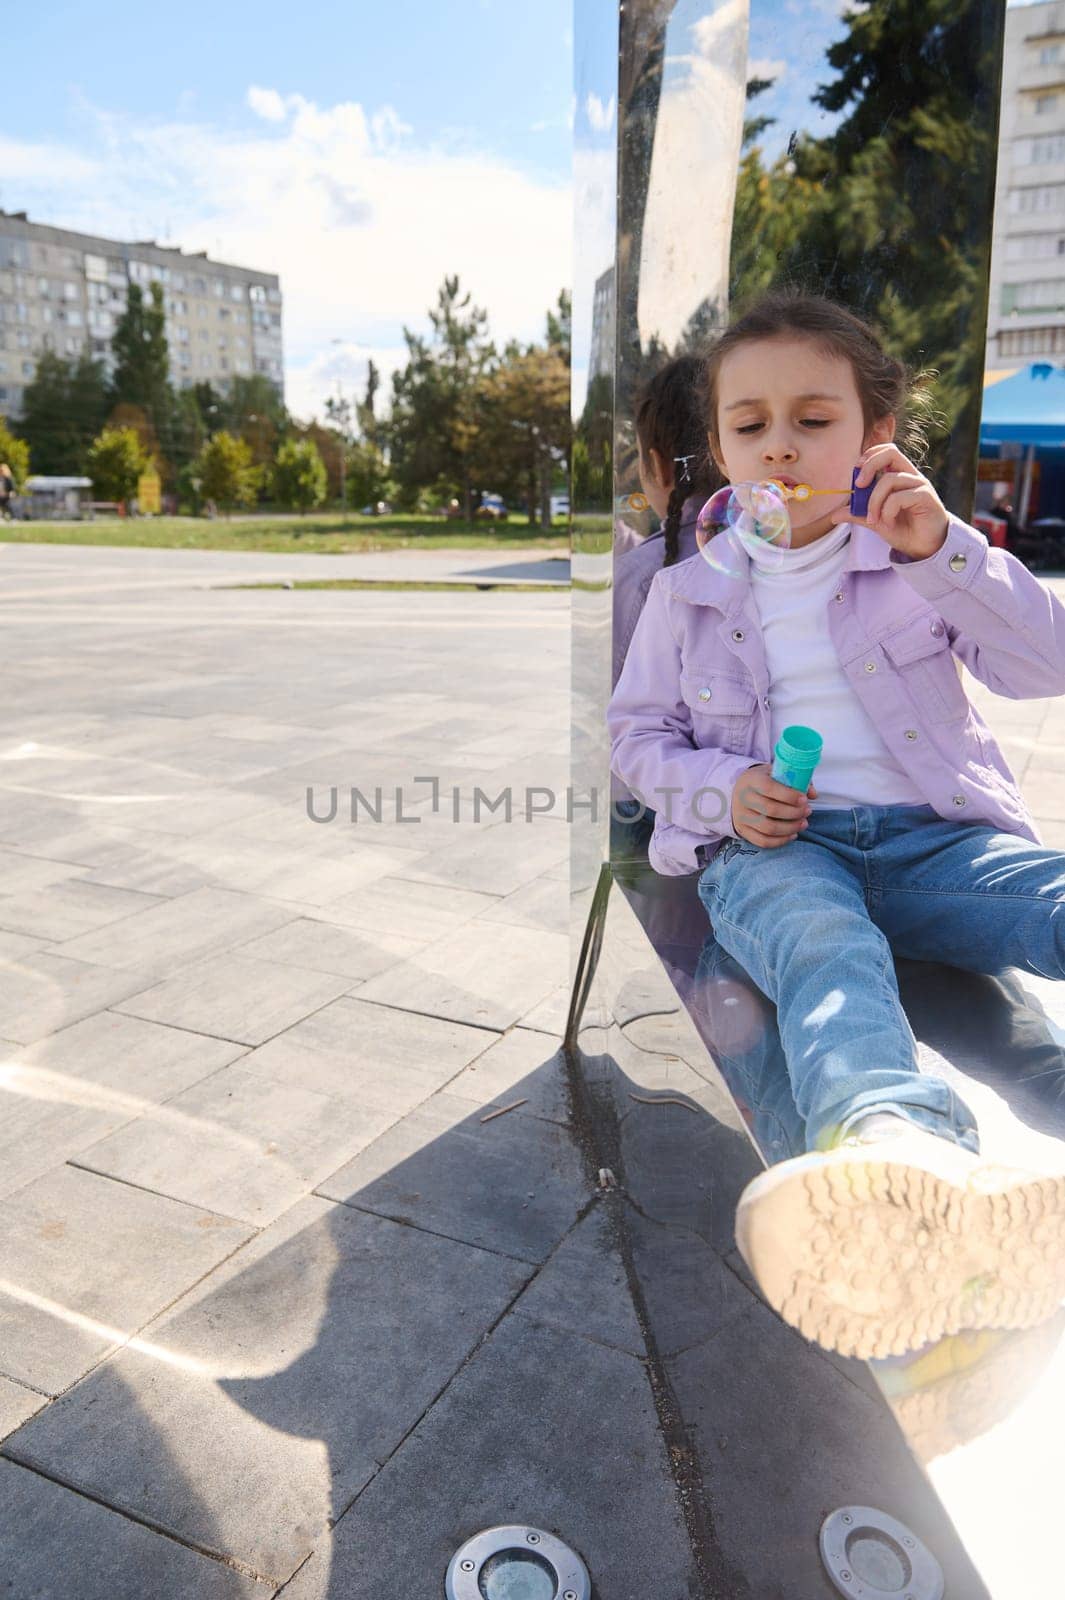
0,512,569,556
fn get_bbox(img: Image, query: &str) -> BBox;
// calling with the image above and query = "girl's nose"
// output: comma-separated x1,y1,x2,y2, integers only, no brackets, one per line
761,440,797,465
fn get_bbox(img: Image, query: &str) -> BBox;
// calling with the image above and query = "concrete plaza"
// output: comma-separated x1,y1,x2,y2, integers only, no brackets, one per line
0,542,1063,1597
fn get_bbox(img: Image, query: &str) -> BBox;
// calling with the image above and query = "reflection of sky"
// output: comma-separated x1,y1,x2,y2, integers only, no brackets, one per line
573,0,619,416
658,0,849,163
573,0,854,410
742,0,850,162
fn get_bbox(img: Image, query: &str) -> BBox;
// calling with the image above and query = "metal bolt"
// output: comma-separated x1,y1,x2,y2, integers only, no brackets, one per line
903,1537,914,1548
460,1559,475,1572
526,1532,541,1544
842,1514,852,1525
564,1593,578,1600
840,1572,852,1583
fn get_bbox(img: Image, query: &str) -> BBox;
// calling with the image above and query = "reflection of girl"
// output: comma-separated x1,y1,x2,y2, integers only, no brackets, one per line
613,356,721,690
613,358,723,848
608,292,1065,1360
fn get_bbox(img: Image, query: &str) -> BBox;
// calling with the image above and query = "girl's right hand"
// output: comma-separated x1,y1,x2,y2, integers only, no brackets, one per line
731,763,817,848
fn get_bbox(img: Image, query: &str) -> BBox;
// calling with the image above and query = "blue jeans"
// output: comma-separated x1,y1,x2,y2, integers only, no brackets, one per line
697,803,1065,1154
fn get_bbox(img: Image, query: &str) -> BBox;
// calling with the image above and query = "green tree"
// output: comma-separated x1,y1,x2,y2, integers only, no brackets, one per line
727,0,1001,511
220,374,289,481
110,282,170,418
86,426,149,504
388,275,494,515
355,359,382,449
273,437,327,513
19,350,110,475
0,417,30,488
346,440,391,509
480,332,569,528
194,431,258,515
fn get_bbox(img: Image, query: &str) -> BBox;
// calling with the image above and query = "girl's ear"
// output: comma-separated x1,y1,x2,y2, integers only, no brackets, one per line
647,446,673,490
867,415,897,448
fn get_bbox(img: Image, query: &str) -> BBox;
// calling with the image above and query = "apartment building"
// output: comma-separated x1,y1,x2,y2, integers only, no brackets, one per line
987,1,1065,373
0,210,283,418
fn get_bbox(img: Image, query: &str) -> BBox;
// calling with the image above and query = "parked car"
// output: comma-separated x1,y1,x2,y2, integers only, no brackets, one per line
474,493,508,522
358,500,393,516
550,493,570,520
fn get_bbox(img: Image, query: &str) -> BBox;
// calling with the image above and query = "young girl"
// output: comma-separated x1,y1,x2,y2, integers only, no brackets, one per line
608,291,1065,1361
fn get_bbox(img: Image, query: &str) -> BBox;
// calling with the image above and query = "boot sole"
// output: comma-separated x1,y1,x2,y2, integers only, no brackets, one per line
736,1154,1065,1359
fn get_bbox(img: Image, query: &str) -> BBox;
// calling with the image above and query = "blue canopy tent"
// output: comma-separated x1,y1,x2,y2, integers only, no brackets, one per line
981,362,1065,522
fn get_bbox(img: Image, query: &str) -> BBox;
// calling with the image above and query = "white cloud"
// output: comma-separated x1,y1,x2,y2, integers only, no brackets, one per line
247,85,288,123
0,134,99,186
5,90,569,422
748,57,786,84
585,92,616,134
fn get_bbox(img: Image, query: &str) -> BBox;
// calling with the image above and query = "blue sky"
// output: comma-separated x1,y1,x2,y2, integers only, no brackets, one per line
3,0,571,418
6,1,571,185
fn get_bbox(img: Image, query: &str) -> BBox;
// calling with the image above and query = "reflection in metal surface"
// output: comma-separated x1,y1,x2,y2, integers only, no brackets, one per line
570,0,1065,1592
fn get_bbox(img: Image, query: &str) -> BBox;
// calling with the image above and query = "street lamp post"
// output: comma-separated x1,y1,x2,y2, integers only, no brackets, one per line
330,339,350,513
335,379,347,512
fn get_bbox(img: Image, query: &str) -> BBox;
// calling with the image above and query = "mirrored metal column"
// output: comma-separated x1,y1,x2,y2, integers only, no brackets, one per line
570,3,1065,1593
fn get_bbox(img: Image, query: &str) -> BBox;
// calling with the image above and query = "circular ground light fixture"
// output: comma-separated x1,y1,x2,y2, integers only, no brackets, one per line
820,1507,944,1600
445,1525,591,1600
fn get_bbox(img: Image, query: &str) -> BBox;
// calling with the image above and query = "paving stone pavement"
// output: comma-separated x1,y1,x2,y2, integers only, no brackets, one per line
0,542,1063,1598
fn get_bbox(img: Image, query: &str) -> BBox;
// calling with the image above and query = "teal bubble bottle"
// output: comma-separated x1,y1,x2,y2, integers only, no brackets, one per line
771,725,823,792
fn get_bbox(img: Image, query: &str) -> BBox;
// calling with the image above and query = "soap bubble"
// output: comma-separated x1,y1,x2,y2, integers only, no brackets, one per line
696,480,792,577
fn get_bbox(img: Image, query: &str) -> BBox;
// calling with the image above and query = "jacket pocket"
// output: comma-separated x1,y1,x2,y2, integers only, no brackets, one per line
680,669,758,753
880,616,969,722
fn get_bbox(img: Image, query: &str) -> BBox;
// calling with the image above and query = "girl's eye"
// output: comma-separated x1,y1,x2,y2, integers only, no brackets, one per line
729,416,831,435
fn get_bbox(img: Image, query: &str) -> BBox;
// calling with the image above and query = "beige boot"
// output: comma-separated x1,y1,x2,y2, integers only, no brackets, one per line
735,1120,1065,1359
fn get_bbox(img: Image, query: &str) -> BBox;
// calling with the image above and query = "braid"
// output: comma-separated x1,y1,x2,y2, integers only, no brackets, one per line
662,479,688,567
634,353,723,569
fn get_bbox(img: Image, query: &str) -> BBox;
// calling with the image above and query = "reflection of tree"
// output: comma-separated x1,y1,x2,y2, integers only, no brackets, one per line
731,0,1004,513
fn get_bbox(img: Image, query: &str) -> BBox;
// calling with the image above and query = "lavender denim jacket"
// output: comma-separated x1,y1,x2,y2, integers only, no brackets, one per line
608,516,1065,876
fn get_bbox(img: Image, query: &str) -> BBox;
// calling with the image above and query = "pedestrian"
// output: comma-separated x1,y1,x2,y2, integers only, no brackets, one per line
608,289,1065,1360
0,463,14,520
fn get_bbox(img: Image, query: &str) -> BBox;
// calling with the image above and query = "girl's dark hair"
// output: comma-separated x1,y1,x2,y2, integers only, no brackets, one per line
699,290,938,467
634,354,722,567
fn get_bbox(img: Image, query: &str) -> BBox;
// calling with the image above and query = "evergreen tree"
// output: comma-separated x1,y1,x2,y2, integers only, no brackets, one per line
388,276,494,514
726,0,1001,511
110,282,171,419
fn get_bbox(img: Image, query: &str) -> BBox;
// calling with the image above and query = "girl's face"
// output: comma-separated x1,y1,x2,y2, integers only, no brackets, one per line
712,335,895,546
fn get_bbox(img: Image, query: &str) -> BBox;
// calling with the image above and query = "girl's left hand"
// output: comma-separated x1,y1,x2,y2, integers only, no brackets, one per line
829,443,949,561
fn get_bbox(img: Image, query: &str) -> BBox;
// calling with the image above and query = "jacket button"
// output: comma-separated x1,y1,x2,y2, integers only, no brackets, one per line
948,553,967,572
904,728,918,740
732,629,745,642
698,687,712,701
762,695,770,709
834,591,844,603
930,621,943,636
864,661,877,673
952,794,966,806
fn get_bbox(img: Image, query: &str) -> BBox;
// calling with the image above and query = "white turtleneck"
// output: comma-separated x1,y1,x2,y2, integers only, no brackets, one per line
741,523,927,808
